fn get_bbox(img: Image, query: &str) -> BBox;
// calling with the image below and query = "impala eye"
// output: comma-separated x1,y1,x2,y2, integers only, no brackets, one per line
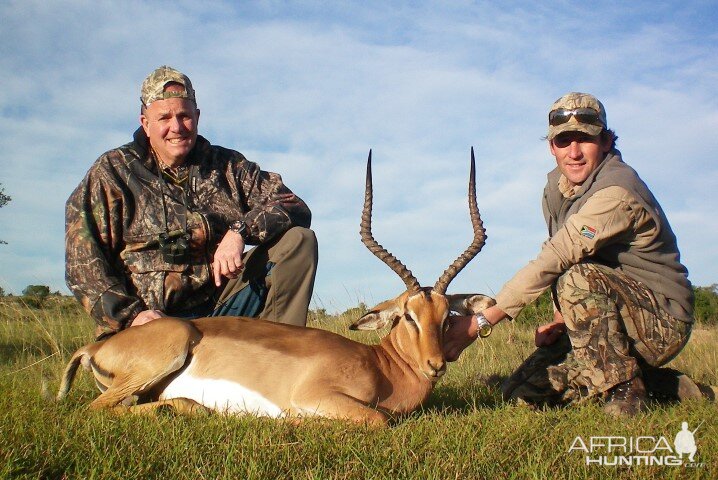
403,313,421,333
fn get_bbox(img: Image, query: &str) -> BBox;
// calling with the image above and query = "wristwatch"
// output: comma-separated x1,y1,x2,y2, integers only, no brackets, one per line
474,313,493,338
228,220,248,240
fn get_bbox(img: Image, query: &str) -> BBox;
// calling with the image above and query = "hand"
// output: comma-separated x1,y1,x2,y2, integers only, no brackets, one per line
534,315,567,347
212,230,246,287
131,309,165,327
443,305,507,362
443,315,478,362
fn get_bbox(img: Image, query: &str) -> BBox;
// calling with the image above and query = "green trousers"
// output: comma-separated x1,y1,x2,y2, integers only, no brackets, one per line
213,227,318,326
502,262,692,405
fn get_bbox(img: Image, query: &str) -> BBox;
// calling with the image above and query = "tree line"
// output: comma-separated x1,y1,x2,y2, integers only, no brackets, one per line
2,283,718,325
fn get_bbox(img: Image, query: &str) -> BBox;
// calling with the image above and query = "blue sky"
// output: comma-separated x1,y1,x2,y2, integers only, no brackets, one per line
1,1,716,313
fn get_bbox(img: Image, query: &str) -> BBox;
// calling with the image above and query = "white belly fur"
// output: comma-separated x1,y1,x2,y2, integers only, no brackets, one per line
160,365,284,417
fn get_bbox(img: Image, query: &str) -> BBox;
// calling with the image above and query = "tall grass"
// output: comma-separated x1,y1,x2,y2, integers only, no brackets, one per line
1,298,716,479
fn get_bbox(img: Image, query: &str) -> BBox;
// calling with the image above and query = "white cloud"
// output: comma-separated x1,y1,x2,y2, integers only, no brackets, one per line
0,1,716,313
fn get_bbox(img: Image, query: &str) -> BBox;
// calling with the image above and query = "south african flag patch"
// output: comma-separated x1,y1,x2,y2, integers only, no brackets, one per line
580,225,597,239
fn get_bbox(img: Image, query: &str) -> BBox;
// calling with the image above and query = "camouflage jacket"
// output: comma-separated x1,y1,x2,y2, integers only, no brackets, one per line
66,128,311,338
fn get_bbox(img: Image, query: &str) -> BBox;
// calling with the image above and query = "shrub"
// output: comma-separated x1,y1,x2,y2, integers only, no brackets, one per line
20,285,51,309
515,290,553,326
694,284,718,325
22,285,51,299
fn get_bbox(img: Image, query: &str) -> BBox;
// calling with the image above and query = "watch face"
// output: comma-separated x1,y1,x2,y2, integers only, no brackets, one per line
478,323,492,338
230,221,246,236
476,314,492,338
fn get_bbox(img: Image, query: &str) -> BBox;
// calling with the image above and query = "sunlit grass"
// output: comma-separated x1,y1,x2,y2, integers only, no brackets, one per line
1,298,716,479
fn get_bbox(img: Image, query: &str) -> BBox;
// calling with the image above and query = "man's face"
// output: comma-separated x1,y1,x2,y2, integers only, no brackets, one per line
140,84,200,166
549,131,612,187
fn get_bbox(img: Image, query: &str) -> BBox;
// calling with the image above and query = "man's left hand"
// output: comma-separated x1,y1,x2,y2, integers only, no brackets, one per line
212,230,245,287
443,305,508,361
443,315,479,362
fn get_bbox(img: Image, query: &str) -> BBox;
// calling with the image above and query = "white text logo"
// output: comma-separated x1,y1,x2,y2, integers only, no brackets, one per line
568,421,704,468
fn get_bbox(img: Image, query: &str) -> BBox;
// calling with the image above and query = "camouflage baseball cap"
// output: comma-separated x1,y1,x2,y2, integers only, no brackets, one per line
547,92,607,140
141,65,196,107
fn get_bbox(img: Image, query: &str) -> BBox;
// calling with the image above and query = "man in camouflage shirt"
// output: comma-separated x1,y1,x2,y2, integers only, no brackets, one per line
444,92,694,416
66,66,318,339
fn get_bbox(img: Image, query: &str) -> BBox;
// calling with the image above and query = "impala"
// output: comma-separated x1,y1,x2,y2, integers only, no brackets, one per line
57,148,494,425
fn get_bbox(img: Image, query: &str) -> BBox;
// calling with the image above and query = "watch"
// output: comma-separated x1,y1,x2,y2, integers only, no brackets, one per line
228,220,248,240
474,313,493,338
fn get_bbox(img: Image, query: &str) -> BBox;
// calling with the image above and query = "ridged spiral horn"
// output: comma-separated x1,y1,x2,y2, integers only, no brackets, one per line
433,147,486,294
360,150,421,292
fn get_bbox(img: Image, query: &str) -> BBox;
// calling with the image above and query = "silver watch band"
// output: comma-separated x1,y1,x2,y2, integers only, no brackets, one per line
475,313,493,338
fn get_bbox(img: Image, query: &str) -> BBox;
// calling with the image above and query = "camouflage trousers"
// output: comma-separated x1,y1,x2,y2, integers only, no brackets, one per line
502,262,692,406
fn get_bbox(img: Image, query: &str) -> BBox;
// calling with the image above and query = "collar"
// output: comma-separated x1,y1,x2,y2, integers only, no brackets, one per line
552,149,622,199
557,175,579,198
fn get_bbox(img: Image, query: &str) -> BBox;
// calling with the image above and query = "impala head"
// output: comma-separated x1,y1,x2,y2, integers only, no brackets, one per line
351,288,450,379
350,148,489,380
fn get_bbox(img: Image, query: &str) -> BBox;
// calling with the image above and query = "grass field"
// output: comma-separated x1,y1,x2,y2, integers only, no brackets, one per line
1,298,716,479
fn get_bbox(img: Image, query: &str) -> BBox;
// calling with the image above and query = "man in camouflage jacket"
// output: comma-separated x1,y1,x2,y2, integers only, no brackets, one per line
444,93,695,416
66,66,317,339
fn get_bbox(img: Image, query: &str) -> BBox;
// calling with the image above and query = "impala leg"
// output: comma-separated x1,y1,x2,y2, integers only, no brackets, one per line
291,391,389,427
87,318,200,409
89,373,160,410
112,398,210,415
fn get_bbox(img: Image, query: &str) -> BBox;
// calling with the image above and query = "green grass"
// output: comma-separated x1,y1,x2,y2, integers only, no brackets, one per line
1,299,716,479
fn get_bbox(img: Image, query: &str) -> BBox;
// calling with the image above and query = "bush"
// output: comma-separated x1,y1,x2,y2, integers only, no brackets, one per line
694,284,718,325
22,285,50,299
515,290,553,326
340,302,368,319
19,295,44,309
20,285,51,309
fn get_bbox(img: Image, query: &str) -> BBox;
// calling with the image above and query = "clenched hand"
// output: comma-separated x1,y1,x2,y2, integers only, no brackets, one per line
213,230,246,287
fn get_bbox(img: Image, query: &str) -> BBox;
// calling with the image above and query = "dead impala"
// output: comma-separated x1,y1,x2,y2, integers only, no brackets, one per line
57,148,494,425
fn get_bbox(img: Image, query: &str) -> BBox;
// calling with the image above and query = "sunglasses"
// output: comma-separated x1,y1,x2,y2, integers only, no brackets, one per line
549,108,604,127
551,132,599,148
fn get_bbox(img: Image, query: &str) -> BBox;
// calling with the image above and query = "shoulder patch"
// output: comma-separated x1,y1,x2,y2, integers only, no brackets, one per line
580,225,597,240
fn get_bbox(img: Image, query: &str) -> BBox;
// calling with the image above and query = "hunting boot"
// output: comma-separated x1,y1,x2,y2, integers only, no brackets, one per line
603,376,648,417
642,367,703,402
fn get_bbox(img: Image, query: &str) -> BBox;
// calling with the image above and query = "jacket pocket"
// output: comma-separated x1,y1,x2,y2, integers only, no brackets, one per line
122,248,188,274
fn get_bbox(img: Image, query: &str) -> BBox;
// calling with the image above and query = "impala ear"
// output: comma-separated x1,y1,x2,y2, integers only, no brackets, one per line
349,300,401,331
446,293,496,315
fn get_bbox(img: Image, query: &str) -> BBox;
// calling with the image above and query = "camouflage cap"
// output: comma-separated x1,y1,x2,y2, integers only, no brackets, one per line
141,65,196,107
547,92,607,140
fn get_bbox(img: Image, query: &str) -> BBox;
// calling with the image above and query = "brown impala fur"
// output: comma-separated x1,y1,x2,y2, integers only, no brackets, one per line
57,148,491,426
57,292,493,425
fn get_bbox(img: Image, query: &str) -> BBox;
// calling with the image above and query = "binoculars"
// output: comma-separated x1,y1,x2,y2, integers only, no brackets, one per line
158,232,190,264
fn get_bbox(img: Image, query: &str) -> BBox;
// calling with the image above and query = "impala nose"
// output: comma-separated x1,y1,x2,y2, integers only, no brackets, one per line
427,359,447,378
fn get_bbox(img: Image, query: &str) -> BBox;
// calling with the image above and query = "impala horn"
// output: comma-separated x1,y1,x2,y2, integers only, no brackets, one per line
433,147,486,295
360,150,421,292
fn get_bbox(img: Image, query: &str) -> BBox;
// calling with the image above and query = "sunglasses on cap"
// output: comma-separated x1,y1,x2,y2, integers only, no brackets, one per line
548,108,604,127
